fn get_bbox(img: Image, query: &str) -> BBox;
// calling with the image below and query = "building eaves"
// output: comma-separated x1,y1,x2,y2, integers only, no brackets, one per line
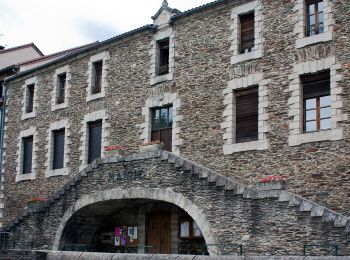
0,65,16,76
171,0,231,22
16,41,99,67
5,24,157,84
0,42,44,56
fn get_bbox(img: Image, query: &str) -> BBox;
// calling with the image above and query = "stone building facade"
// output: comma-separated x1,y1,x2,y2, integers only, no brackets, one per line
1,0,350,256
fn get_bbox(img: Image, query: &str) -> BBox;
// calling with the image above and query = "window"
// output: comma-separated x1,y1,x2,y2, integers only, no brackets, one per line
52,129,65,170
302,71,331,133
88,120,102,164
179,220,203,239
240,12,255,54
151,106,173,152
26,84,35,113
157,39,169,76
56,73,66,104
22,136,33,174
306,0,324,36
92,61,103,94
235,87,259,143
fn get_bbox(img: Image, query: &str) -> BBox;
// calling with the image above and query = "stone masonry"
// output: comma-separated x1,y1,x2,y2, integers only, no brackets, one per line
1,0,350,254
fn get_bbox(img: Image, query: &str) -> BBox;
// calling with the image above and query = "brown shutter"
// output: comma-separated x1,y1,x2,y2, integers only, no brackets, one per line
88,120,102,164
26,84,35,113
53,129,65,170
302,71,330,99
240,12,255,54
92,61,103,94
22,136,33,174
235,87,259,143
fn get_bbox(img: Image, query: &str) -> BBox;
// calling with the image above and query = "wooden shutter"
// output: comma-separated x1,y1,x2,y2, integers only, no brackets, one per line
93,61,103,94
236,87,259,143
26,84,35,113
302,71,330,99
88,120,102,164
22,136,33,174
57,74,66,104
53,129,65,170
240,12,255,54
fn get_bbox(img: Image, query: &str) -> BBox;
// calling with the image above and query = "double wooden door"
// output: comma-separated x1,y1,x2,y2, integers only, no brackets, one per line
147,212,171,254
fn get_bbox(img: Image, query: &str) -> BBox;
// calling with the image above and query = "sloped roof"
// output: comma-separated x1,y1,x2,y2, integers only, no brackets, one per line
0,42,44,57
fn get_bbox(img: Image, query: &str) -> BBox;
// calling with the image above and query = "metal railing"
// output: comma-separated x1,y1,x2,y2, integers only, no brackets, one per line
303,243,339,256
0,232,10,249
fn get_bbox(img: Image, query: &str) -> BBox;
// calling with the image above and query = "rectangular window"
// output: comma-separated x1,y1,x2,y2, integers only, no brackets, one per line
239,12,255,54
151,106,173,152
157,39,169,76
52,129,65,170
88,120,102,164
302,71,331,133
26,84,35,113
306,0,324,36
92,61,103,94
22,136,33,174
235,87,259,143
57,73,66,104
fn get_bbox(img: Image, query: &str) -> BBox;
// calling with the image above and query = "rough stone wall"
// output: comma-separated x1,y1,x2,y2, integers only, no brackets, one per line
2,0,350,228
4,154,350,255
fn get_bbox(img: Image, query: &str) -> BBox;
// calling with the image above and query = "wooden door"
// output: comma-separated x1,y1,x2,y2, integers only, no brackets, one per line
147,212,171,254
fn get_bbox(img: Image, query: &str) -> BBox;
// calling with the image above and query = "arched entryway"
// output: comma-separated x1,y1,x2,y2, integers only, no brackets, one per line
53,188,217,255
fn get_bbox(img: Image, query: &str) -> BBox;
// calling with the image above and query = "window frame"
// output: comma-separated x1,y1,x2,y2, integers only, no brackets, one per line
22,136,33,175
86,52,109,102
22,77,37,120
56,73,66,105
52,128,65,170
305,0,324,37
239,12,255,54
91,60,103,95
151,106,173,152
222,73,269,154
288,57,344,146
45,120,70,178
230,1,263,64
157,38,170,76
52,66,70,111
87,120,103,164
16,127,37,182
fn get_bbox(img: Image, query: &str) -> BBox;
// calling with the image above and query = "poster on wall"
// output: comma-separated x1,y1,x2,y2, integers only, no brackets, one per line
114,236,121,246
121,236,127,246
114,226,122,237
128,226,138,239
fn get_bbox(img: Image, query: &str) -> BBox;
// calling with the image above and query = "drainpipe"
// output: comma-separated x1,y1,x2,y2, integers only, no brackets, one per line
0,78,7,180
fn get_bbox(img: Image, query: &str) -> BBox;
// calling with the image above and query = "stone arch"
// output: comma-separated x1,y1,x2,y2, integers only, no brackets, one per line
52,187,217,253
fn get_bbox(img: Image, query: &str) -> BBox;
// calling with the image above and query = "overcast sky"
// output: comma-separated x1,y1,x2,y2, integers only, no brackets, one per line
0,0,212,54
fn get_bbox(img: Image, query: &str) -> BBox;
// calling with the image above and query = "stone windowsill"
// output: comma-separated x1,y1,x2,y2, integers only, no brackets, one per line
296,31,333,49
151,73,173,85
231,49,262,65
22,111,36,120
45,168,69,178
288,128,343,146
86,91,105,102
52,102,68,112
223,139,269,155
15,172,36,182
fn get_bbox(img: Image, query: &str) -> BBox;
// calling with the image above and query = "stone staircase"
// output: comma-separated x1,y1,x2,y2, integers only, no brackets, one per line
2,150,350,246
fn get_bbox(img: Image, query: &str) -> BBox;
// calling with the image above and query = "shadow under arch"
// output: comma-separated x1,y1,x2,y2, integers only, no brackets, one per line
52,187,218,254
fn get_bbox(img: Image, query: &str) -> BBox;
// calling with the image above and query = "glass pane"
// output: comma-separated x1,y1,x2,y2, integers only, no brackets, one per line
168,107,173,128
320,107,331,119
306,121,317,132
306,98,316,109
318,22,324,33
180,221,190,238
320,118,331,130
318,1,324,12
320,96,331,107
306,110,316,121
160,108,168,128
192,221,202,237
152,109,160,130
308,4,315,15
318,12,324,24
309,14,315,26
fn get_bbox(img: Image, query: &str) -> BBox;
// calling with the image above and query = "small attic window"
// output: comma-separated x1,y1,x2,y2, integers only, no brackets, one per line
157,39,169,76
